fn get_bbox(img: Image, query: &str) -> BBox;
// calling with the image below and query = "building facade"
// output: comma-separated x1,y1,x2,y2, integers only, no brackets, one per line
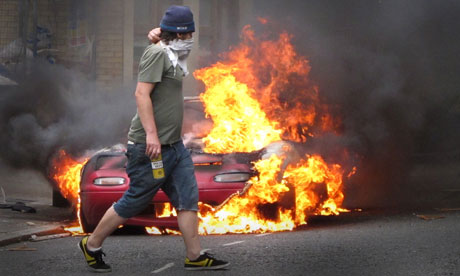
0,0,253,93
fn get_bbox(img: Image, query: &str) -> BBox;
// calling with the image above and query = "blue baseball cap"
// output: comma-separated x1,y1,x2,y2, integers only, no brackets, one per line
160,5,195,33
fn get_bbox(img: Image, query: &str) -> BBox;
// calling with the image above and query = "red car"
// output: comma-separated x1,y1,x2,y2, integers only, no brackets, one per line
79,146,258,233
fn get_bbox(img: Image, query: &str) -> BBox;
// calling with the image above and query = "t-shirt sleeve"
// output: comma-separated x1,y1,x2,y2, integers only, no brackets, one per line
137,46,165,83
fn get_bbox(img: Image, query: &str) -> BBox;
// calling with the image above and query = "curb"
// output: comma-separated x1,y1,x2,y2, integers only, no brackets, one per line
0,224,67,247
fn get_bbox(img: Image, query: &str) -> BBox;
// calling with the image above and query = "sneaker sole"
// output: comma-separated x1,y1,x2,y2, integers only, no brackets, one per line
77,242,112,273
86,267,112,273
184,262,230,271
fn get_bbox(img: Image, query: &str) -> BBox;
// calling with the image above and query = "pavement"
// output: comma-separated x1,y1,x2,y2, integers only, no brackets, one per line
0,164,77,247
0,197,75,247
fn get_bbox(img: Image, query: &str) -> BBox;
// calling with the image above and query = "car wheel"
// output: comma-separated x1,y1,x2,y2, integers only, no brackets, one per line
80,208,96,233
52,189,70,207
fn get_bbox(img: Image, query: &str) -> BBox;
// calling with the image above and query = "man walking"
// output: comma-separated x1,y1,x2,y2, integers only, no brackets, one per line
78,5,229,272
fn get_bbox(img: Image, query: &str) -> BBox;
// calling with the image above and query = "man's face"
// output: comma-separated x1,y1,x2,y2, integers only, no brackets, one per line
177,32,193,40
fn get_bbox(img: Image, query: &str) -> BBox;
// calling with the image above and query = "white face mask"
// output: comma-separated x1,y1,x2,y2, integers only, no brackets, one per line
160,37,194,76
168,38,194,57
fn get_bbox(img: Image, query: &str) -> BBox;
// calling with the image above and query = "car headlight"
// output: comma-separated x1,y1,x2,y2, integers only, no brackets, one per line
94,177,125,185
214,172,251,183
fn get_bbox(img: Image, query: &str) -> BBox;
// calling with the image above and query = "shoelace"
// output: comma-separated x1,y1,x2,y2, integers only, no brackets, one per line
203,252,215,260
94,250,107,264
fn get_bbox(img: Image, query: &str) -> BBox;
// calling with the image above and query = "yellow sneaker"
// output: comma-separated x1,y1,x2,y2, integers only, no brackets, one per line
184,252,230,270
78,236,112,273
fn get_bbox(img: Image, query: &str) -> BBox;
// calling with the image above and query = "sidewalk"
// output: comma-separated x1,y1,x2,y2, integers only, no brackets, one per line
0,165,76,247
0,197,74,247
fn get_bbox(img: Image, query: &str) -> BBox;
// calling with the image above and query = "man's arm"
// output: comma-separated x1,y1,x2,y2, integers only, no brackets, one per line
135,82,161,159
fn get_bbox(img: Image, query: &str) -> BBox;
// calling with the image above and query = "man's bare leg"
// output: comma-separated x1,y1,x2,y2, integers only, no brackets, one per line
177,210,201,260
87,206,127,249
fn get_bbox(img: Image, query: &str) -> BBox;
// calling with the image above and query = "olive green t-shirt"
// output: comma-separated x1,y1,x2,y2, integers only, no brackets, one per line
127,44,184,145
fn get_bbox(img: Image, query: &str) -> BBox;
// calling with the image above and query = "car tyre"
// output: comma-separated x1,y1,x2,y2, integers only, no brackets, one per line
80,208,96,233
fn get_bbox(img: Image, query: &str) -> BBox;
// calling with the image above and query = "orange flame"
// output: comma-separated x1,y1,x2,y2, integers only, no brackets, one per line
145,226,181,235
257,17,268,24
197,154,347,234
155,202,177,218
194,24,352,234
195,25,340,153
283,155,349,220
50,150,88,235
198,155,295,234
196,64,282,153
145,226,162,235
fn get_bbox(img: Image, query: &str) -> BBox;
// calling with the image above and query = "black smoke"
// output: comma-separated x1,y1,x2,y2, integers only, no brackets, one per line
251,0,460,208
0,60,135,173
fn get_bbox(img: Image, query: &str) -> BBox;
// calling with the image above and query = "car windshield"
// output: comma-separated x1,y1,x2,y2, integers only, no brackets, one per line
95,155,127,170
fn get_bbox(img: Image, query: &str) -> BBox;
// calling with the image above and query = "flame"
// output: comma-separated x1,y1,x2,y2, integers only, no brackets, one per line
258,17,268,24
283,155,349,220
50,150,88,235
193,24,353,234
51,23,355,236
155,203,177,218
145,226,181,235
194,25,340,153
145,226,162,235
198,155,295,234
196,64,282,153
197,154,347,234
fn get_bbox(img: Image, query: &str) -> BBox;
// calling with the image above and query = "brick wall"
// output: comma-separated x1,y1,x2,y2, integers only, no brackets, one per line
93,0,124,88
0,0,18,46
0,0,126,89
0,0,78,67
0,0,20,63
36,0,71,64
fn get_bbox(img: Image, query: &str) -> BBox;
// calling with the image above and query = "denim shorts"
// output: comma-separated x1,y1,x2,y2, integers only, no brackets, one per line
113,140,199,219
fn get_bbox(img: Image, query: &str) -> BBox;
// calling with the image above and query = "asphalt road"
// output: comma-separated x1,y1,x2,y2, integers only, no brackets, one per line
1,209,459,276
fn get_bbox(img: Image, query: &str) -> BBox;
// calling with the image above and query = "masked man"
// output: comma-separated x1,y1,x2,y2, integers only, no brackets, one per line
78,5,229,273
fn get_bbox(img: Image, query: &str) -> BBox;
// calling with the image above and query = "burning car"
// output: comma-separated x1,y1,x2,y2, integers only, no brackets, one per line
79,144,259,233
55,25,353,235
